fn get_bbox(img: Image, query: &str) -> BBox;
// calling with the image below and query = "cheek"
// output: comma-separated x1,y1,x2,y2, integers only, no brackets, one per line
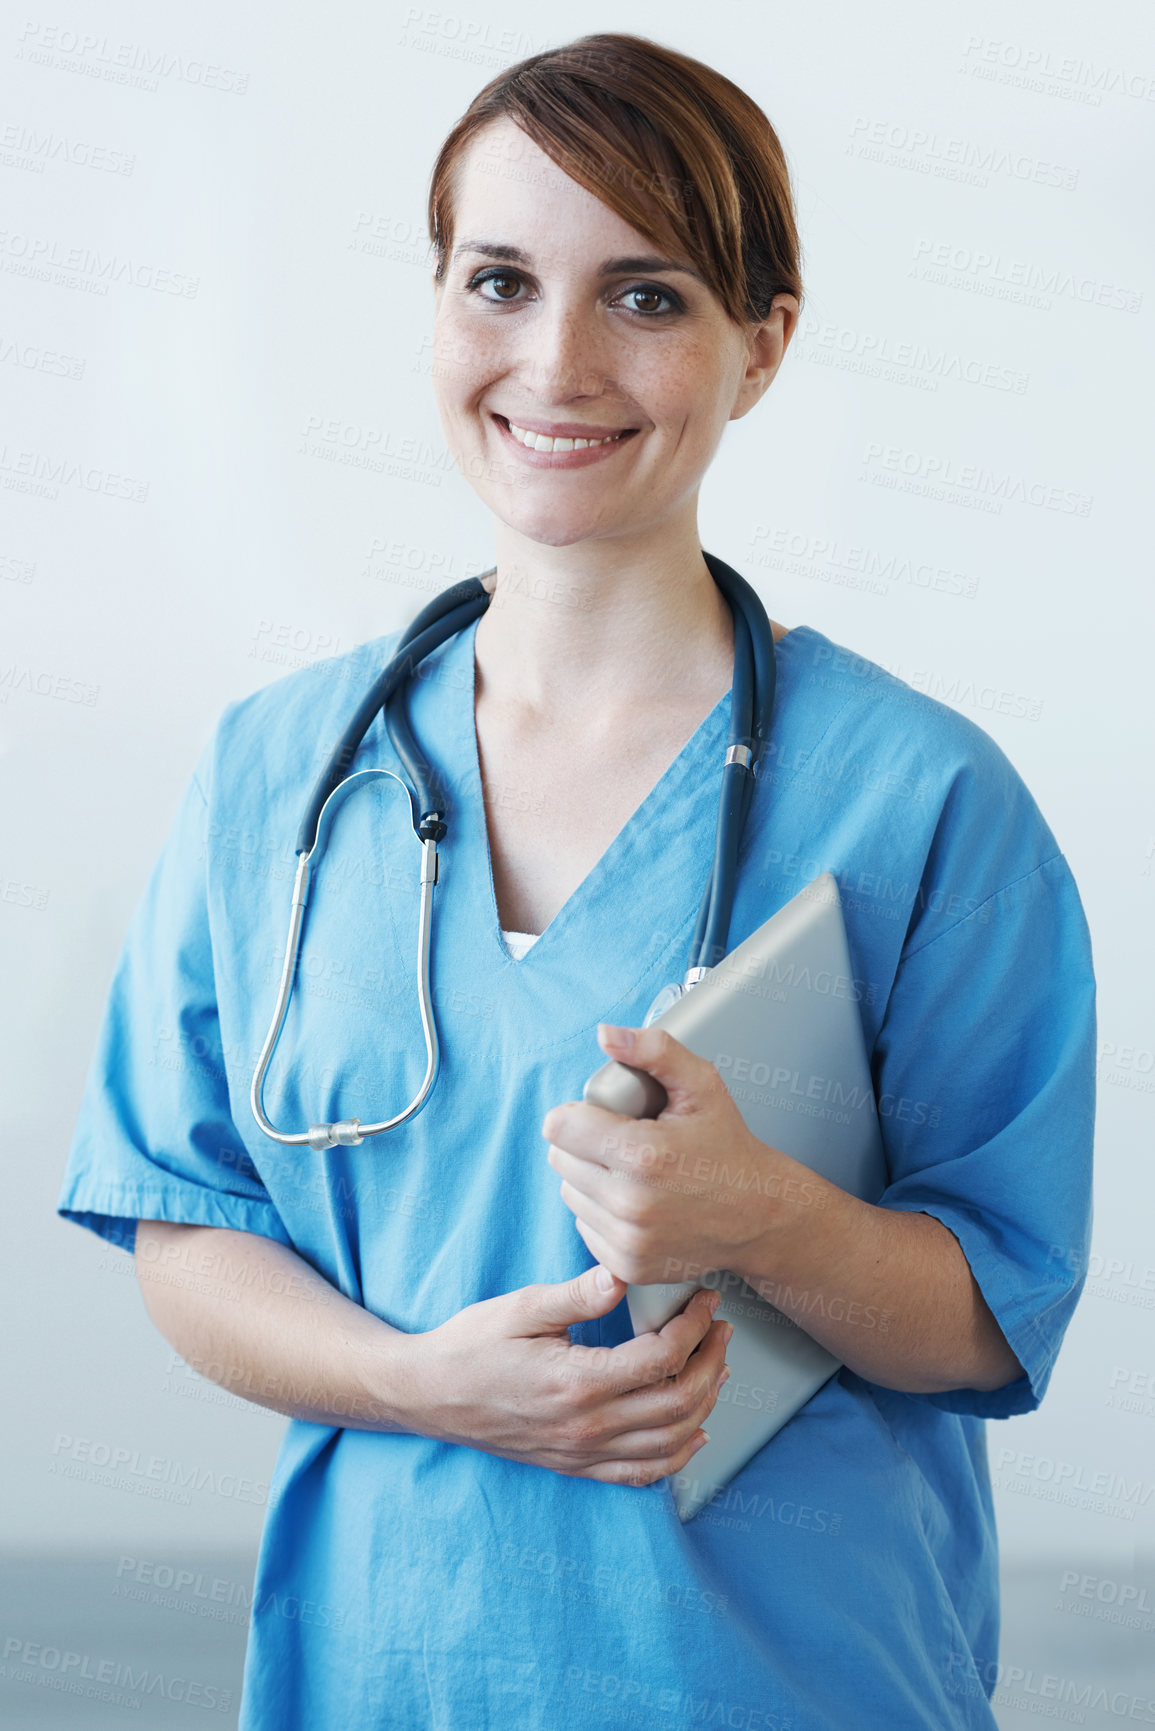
433,312,508,392
630,344,725,433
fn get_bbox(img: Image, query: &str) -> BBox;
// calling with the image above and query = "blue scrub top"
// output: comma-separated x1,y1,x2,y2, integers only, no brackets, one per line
58,610,1096,1730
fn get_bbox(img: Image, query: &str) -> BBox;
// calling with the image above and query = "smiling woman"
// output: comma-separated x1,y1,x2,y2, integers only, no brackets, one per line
56,29,1095,1731
425,76,801,938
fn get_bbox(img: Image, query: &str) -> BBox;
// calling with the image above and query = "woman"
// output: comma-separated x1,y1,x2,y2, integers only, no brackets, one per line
58,33,1095,1730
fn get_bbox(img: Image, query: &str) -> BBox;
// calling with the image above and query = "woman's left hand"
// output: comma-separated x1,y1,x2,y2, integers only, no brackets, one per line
542,1023,822,1286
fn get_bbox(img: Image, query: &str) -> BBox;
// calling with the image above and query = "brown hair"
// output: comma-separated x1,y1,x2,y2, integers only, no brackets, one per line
426,32,803,326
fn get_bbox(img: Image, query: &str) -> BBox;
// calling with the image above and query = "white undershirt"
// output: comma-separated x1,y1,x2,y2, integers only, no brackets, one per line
501,929,540,962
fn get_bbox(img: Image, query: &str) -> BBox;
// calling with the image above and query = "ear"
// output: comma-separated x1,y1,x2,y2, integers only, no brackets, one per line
730,293,800,422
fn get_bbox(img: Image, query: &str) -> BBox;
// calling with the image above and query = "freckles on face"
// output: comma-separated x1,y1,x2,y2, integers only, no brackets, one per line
429,116,748,533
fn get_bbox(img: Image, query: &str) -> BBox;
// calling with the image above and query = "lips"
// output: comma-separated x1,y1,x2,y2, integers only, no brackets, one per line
494,413,639,441
489,412,641,467
493,414,641,454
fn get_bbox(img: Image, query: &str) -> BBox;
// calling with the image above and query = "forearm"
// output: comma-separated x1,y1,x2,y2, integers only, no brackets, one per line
133,1221,419,1430
731,1155,1024,1395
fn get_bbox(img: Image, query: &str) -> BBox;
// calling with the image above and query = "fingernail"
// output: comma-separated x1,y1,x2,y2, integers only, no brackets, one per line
719,1367,731,1386
695,1431,710,1449
707,1291,722,1315
599,1023,635,1052
595,1266,616,1292
722,1322,734,1345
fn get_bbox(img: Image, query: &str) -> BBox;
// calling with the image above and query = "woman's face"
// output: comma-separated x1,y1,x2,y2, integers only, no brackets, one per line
432,115,797,551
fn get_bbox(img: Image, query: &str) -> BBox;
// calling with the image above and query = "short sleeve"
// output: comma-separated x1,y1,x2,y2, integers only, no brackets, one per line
57,750,293,1254
871,852,1096,1418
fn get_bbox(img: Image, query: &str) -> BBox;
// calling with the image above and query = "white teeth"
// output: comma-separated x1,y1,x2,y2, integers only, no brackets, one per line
504,418,628,453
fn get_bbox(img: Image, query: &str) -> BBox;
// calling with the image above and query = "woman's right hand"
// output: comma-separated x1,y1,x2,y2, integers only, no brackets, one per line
400,1268,731,1486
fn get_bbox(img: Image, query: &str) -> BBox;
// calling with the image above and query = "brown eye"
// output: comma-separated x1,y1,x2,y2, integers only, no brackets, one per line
619,284,680,317
469,270,525,302
628,288,665,315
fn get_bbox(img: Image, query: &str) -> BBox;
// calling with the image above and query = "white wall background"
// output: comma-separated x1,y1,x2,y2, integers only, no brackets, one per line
2,0,1152,1616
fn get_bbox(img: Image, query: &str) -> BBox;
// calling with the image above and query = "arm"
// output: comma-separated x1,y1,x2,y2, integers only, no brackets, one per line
135,1220,417,1428
729,1162,1024,1393
134,1219,732,1484
544,1024,1025,1397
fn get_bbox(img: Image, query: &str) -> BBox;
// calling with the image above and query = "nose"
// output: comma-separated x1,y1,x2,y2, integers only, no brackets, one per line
517,296,614,405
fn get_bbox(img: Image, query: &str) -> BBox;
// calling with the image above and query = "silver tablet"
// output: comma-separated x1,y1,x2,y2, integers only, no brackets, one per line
582,872,887,1521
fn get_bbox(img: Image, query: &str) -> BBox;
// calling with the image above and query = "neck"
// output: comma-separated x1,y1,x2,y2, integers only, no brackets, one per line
473,519,735,725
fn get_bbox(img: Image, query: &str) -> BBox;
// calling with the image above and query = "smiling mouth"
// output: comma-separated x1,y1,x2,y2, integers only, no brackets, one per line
493,414,640,454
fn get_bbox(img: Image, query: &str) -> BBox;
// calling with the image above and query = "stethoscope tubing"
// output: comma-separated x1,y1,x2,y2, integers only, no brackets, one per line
250,769,442,1150
251,553,777,1150
297,586,491,856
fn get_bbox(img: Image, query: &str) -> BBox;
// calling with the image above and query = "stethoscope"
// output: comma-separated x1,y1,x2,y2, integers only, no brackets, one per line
250,551,777,1151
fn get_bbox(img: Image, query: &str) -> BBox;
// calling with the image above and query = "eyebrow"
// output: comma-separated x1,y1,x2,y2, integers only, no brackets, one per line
450,240,704,284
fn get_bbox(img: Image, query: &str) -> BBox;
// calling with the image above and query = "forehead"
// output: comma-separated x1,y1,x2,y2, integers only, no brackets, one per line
452,115,673,254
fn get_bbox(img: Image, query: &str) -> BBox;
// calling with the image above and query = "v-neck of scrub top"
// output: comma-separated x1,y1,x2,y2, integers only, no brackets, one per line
405,615,807,1052
501,929,540,961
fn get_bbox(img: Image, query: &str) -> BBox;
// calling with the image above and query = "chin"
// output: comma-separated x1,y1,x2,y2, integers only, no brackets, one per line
489,504,623,549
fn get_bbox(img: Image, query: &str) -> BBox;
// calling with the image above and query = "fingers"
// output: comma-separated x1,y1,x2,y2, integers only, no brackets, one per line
595,1023,715,1105
586,1356,728,1462
549,1143,622,1210
591,1286,721,1391
543,1099,628,1168
497,1281,735,1489
557,1286,726,1410
578,1427,712,1489
556,1309,731,1466
556,1174,647,1267
607,1314,731,1432
658,1287,728,1362
509,1264,626,1332
566,1314,733,1486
